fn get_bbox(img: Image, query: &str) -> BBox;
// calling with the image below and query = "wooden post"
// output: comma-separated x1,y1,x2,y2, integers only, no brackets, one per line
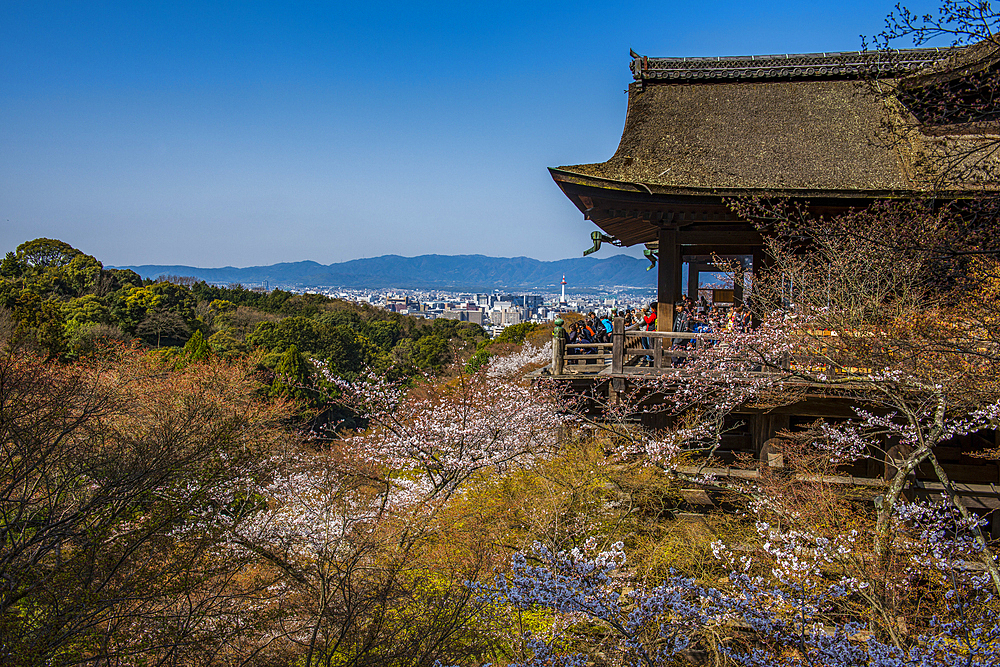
552,335,565,375
752,246,767,282
750,246,767,326
611,317,624,374
653,336,662,369
657,227,682,332
552,318,566,376
687,261,699,300
734,260,745,305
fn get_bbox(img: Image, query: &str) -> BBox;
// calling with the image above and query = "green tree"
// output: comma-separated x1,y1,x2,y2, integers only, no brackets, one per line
315,308,363,330
0,252,24,278
52,252,103,297
247,316,329,355
363,319,401,351
492,322,537,345
410,334,452,372
108,282,196,335
181,329,211,362
8,291,66,357
323,325,382,378
63,294,110,329
270,344,311,400
14,238,82,269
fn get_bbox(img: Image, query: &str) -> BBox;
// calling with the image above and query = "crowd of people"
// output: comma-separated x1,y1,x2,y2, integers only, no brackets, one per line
563,296,754,367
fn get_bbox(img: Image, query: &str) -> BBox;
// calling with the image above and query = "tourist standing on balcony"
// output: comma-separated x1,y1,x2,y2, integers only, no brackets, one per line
639,304,656,365
673,302,689,335
601,310,615,335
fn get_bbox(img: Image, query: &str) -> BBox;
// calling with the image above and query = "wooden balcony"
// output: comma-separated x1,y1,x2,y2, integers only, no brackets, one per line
536,318,866,382
529,317,1000,532
547,330,717,378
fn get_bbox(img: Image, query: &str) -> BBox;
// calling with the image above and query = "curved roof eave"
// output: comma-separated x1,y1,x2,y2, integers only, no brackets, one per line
548,167,934,201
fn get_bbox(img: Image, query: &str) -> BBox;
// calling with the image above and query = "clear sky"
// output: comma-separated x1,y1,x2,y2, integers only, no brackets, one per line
0,1,946,267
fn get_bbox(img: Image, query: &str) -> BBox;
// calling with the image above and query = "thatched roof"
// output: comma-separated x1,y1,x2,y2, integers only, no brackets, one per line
554,45,998,198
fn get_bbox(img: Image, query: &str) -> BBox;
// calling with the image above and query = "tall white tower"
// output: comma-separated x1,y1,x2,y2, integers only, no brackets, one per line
560,274,567,305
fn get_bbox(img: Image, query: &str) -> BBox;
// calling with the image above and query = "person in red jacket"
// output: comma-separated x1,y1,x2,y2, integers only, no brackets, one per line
640,303,657,365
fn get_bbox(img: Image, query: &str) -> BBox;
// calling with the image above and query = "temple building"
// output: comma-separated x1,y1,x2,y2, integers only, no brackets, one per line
550,43,1000,329
544,40,1000,521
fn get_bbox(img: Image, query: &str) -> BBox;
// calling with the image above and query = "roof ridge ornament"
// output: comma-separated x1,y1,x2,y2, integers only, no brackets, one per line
629,46,956,82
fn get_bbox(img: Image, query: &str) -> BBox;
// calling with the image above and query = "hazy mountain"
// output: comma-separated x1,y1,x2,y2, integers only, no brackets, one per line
113,254,658,292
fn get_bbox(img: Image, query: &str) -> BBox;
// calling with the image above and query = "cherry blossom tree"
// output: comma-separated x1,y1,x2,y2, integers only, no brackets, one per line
485,496,1000,667
323,341,567,501
231,447,492,667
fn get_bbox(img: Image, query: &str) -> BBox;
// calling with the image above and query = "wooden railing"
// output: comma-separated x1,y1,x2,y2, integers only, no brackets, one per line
612,330,721,373
550,319,720,375
565,342,613,369
548,317,860,378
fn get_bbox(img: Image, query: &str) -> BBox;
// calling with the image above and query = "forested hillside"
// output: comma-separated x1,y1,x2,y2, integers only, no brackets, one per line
0,238,484,371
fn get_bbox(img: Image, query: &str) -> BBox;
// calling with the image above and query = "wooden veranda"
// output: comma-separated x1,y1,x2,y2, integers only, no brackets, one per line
528,318,1000,533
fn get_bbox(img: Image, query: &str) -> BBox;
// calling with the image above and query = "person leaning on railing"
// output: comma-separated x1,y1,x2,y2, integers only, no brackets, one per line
570,319,599,365
565,321,581,365
671,302,689,367
691,309,711,347
621,310,643,365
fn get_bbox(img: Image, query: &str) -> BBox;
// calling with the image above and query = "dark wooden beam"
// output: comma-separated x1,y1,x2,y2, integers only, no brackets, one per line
677,230,764,245
682,245,761,256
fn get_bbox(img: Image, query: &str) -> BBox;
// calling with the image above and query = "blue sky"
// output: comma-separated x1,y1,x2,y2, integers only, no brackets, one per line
0,1,946,267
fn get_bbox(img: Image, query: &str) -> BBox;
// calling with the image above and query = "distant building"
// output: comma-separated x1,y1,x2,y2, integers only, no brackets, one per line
498,294,543,310
440,308,485,325
386,295,416,312
492,304,528,326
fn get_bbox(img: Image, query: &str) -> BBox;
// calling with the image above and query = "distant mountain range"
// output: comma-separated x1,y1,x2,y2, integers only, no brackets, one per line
112,254,658,293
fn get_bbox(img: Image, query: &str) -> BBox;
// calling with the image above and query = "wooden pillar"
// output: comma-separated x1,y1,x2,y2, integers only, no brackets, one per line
733,260,745,305
611,317,624,374
657,227,682,332
751,246,770,302
687,261,699,300
752,246,767,279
